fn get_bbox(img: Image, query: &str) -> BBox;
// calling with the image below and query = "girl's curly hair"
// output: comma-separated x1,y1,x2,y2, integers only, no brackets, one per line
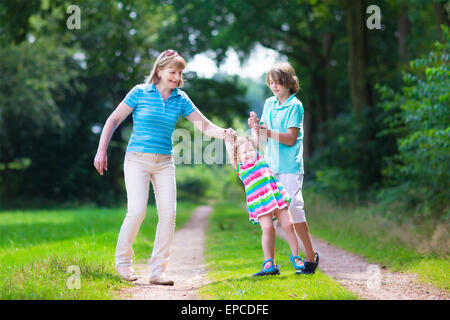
233,136,257,164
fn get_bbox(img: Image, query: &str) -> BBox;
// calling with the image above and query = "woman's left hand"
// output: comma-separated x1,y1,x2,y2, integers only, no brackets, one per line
94,150,108,175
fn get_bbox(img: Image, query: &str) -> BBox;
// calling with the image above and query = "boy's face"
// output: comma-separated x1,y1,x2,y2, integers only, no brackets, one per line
269,78,290,100
237,141,257,163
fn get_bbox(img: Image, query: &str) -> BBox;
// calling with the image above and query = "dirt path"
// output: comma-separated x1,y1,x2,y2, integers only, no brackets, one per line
118,205,212,300
277,226,449,300
117,204,447,300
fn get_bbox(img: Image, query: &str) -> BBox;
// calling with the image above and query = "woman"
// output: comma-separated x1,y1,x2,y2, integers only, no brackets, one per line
93,49,226,285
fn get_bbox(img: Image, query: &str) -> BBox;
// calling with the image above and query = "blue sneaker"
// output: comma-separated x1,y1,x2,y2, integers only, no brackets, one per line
296,252,319,275
252,259,280,277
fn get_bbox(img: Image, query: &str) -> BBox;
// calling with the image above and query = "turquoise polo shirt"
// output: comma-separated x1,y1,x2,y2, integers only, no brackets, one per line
122,83,197,154
260,94,304,174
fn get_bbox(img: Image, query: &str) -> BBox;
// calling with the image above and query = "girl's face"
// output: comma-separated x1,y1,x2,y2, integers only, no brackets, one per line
269,78,290,100
237,141,257,163
158,66,183,89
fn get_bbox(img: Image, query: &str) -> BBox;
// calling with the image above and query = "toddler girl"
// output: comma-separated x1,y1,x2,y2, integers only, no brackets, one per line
224,127,305,276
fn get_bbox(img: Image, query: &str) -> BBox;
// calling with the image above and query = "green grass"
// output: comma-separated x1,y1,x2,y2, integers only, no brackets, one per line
304,191,450,291
199,201,358,300
0,202,197,299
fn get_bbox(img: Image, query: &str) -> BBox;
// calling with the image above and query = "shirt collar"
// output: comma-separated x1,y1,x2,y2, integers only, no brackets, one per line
146,83,181,98
274,93,296,109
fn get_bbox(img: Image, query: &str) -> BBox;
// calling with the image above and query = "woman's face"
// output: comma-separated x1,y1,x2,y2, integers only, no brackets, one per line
158,66,183,89
269,78,290,100
237,141,257,163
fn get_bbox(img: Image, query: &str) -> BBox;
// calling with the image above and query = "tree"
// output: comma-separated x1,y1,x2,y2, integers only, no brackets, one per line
341,0,373,115
378,26,450,217
433,0,449,41
0,0,41,45
157,0,347,156
0,0,164,205
0,38,78,201
183,73,249,124
0,0,252,206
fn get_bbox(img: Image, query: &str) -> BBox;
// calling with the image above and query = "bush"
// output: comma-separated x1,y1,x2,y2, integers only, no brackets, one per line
176,165,214,201
313,167,360,202
175,164,242,201
377,26,450,219
306,106,396,202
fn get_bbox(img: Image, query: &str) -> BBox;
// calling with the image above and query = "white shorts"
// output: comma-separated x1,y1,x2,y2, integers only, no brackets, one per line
275,172,306,224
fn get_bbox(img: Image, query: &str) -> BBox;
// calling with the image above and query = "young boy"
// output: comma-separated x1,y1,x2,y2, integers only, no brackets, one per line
248,62,319,274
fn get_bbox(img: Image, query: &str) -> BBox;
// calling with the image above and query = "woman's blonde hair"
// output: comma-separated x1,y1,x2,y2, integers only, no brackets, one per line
234,136,257,164
266,62,300,94
146,49,186,87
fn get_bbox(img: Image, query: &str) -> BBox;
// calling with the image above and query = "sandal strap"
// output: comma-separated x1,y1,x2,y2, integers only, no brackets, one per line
262,259,274,267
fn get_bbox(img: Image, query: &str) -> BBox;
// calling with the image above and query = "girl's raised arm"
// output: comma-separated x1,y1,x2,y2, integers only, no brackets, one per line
251,125,261,151
224,129,237,170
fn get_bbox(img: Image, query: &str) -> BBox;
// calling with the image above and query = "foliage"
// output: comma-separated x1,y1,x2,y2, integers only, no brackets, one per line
377,26,450,219
0,0,41,45
0,37,80,201
176,165,218,201
306,106,397,201
0,0,447,213
0,0,250,207
183,73,249,124
304,190,450,290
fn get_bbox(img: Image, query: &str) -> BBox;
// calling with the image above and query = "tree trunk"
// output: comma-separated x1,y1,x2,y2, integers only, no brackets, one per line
398,5,411,61
322,32,336,120
303,98,313,160
343,0,373,116
434,1,449,41
1,140,13,204
312,72,327,146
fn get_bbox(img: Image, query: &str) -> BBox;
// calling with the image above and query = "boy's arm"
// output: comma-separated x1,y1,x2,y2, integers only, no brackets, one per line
265,104,302,146
261,127,299,147
250,111,298,147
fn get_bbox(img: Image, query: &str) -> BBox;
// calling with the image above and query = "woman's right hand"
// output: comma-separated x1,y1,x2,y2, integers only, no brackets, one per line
94,150,108,176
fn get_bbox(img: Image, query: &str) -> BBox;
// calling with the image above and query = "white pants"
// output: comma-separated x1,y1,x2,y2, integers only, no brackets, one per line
275,172,306,223
115,151,176,279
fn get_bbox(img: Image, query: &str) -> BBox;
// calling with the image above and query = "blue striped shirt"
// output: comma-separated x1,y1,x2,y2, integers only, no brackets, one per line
122,83,197,154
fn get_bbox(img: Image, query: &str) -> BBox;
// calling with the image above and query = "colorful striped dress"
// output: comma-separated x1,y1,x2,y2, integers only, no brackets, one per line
236,152,291,224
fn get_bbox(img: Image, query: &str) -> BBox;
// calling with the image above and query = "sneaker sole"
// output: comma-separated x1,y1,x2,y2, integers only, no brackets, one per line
149,279,175,286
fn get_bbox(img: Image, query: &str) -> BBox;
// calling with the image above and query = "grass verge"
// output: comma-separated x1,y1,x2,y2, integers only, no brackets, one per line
199,201,358,300
0,201,197,299
304,191,450,291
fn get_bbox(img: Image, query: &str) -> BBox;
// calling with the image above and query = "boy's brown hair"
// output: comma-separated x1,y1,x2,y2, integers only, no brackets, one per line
266,62,299,94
